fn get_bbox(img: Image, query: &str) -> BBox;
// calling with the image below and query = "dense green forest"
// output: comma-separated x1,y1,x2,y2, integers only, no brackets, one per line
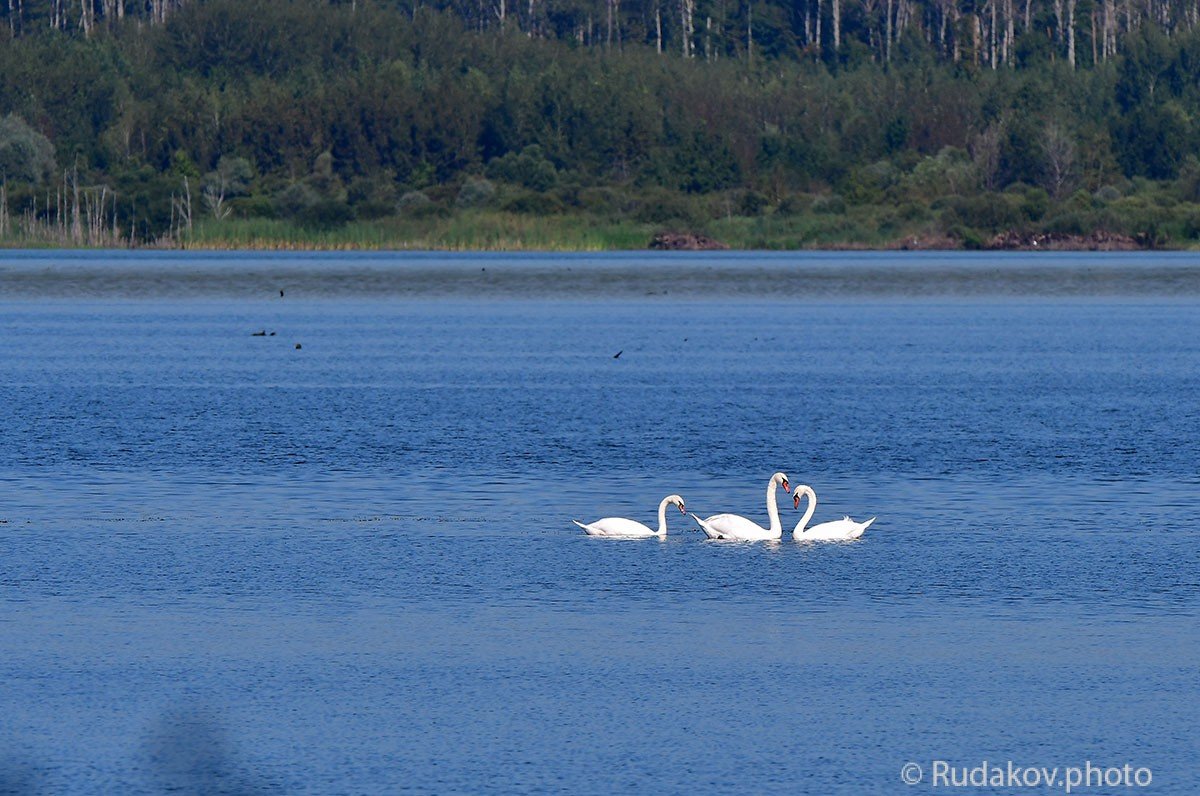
3,0,1200,248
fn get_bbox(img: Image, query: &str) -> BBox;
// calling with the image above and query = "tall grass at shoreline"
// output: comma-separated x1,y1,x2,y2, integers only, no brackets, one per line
6,196,1200,252
0,208,924,252
176,213,659,251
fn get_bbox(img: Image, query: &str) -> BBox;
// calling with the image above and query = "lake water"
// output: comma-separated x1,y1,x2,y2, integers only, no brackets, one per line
0,250,1197,794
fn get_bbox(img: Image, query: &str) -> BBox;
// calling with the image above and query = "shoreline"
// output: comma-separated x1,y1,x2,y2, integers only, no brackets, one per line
1,214,1187,254
0,236,1172,254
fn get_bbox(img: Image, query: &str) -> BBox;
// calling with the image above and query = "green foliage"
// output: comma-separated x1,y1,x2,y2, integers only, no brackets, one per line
456,178,497,209
229,195,275,219
6,0,1200,248
811,195,847,215
904,148,980,201
486,145,558,192
740,191,770,216
217,156,254,194
940,193,1025,232
274,182,320,218
0,114,55,183
633,188,699,225
775,194,814,216
501,191,565,215
397,190,441,218
298,199,355,230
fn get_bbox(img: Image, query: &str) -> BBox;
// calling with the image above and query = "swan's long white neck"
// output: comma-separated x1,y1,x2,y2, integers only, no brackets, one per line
792,486,817,537
766,479,782,534
655,497,671,536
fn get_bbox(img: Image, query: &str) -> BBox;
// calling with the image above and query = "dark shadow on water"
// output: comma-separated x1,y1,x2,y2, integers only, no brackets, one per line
0,758,40,796
143,706,280,795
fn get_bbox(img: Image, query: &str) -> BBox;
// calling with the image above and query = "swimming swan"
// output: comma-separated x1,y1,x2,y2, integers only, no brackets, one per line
574,494,686,538
791,485,874,541
692,472,790,541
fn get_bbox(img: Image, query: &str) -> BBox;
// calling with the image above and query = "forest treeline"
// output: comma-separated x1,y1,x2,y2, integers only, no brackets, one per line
3,0,1200,248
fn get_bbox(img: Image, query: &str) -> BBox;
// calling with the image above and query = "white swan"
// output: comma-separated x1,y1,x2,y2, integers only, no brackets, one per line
692,472,790,541
573,494,686,538
791,485,875,541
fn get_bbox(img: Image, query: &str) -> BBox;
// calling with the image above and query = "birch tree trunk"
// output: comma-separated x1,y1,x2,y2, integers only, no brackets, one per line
833,0,841,51
614,0,620,49
815,0,822,57
1067,0,1076,68
747,1,753,65
952,2,960,61
1054,0,1064,51
885,0,894,61
1005,0,1014,65
990,0,997,68
681,0,694,57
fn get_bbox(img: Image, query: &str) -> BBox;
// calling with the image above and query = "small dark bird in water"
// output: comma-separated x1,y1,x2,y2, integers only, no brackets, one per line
295,343,302,350
280,290,285,298
252,330,266,336
613,350,622,359
269,332,276,336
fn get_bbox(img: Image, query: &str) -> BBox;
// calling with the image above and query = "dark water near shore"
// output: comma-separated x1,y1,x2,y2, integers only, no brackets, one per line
1,251,1198,794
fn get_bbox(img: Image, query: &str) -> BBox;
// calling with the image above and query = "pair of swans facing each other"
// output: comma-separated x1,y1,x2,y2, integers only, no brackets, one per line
696,472,874,542
574,473,874,542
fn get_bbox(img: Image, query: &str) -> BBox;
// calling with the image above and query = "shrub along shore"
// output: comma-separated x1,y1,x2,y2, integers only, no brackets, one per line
2,185,1193,252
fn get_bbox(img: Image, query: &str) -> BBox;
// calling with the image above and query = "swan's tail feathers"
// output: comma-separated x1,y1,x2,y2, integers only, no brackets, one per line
573,520,593,534
855,517,876,537
692,513,724,540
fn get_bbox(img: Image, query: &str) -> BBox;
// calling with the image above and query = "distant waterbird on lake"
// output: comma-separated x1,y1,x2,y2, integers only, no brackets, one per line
791,485,875,541
693,472,790,541
613,350,622,359
574,494,686,538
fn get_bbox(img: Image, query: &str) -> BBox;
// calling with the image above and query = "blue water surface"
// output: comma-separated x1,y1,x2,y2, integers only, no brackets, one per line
0,251,1197,794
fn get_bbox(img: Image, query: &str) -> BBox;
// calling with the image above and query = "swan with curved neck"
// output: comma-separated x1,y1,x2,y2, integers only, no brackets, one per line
791,485,874,541
574,494,686,538
692,472,790,541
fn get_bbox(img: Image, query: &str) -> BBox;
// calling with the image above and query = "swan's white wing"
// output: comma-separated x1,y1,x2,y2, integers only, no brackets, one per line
796,516,874,541
697,513,776,541
576,517,657,537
